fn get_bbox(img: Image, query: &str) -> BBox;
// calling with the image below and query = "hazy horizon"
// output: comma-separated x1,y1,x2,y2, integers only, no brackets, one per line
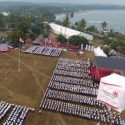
0,0,125,5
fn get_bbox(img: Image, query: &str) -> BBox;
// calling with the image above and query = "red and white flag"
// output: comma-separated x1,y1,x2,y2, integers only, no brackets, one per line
19,36,24,43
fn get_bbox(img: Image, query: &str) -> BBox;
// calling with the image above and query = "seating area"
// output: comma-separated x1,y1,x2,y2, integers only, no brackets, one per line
24,45,62,57
39,58,123,125
25,45,38,54
0,101,34,125
42,47,62,57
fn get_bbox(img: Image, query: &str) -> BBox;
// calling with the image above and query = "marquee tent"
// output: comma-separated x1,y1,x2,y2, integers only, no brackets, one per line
94,46,107,57
97,73,125,113
95,56,125,71
50,23,93,40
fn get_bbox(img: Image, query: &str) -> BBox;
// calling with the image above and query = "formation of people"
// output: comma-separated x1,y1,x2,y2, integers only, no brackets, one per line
41,99,122,125
49,81,98,96
0,101,34,125
39,58,124,124
25,45,62,57
0,101,12,120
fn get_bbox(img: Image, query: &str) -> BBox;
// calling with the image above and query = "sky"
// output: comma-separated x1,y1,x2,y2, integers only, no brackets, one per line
0,0,125,5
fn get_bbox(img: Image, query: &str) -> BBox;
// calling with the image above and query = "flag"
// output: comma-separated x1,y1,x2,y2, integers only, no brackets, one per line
19,36,24,43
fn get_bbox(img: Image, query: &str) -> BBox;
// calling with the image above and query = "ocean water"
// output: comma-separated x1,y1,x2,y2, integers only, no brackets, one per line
56,10,125,33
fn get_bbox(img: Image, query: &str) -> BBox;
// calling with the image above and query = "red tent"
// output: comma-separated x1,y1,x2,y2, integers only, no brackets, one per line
52,42,62,47
26,39,33,44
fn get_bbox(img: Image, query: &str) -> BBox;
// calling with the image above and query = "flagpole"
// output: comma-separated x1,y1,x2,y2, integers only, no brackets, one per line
18,39,20,72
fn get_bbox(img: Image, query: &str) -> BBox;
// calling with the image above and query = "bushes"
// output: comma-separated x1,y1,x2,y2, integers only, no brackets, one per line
103,37,111,45
28,32,36,40
68,35,89,47
103,47,110,56
56,34,67,44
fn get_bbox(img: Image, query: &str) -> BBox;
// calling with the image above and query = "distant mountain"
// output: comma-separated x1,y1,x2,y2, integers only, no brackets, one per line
0,2,125,11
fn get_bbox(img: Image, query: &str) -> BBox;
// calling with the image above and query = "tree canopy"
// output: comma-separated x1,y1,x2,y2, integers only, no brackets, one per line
77,19,86,34
56,34,67,44
68,35,89,46
101,21,107,31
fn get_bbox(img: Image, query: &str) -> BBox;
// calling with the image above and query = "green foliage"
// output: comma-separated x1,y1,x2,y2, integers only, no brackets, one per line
0,13,5,28
110,41,125,53
56,34,67,44
110,43,118,51
68,35,89,46
8,29,25,45
103,37,111,45
75,21,78,26
62,14,70,37
77,19,86,33
101,21,107,30
19,21,31,34
28,32,36,40
42,32,49,38
116,34,125,42
103,47,110,55
31,25,41,35
62,14,70,28
70,12,74,18
108,29,115,37
54,20,62,25
71,25,76,30
86,25,96,32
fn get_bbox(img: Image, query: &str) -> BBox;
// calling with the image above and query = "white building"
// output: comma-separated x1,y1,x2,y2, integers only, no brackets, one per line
1,11,9,16
50,23,93,40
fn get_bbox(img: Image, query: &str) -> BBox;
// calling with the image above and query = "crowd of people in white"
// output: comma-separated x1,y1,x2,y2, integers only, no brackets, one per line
0,101,12,120
39,58,124,125
24,45,62,57
0,101,34,125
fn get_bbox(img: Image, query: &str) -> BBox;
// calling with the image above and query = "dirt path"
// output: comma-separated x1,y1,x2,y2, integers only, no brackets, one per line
5,53,50,79
4,53,67,125
30,68,44,93
0,69,11,78
58,115,66,125
4,53,45,92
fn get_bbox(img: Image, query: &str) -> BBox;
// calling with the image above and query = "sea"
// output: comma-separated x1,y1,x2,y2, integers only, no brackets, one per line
56,10,125,33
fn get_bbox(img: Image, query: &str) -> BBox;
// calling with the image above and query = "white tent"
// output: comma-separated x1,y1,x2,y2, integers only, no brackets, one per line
50,23,93,40
94,46,107,57
97,73,125,113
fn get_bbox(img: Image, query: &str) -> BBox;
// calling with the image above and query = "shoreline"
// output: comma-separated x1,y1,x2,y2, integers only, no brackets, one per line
55,10,92,18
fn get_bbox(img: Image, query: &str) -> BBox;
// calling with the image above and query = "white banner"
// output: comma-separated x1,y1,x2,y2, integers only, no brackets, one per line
81,44,83,50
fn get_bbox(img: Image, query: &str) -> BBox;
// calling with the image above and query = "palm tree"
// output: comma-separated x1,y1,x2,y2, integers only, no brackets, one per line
41,13,50,38
62,13,70,38
41,13,49,23
77,19,86,35
101,21,107,31
62,14,70,47
70,12,74,25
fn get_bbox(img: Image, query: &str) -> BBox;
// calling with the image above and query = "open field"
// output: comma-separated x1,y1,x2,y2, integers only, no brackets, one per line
0,46,125,125
0,47,95,125
0,31,124,124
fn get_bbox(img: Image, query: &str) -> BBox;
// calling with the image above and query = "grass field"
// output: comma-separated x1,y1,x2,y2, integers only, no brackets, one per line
0,47,125,125
0,47,96,125
0,32,124,124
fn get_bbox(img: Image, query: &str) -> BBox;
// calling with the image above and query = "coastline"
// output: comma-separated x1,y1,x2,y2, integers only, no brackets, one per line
55,10,92,18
